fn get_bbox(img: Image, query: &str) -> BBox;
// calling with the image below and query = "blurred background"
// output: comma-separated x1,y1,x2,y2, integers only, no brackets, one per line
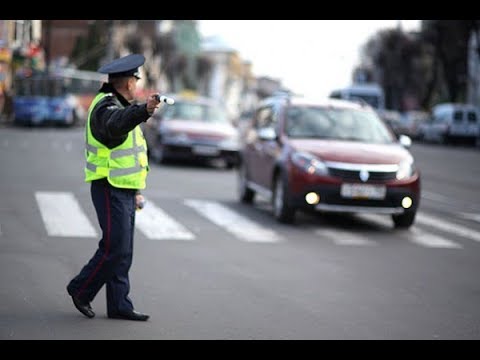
1,19,480,144
2,20,480,340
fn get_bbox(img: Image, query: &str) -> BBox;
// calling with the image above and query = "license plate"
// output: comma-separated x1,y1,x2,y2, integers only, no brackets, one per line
193,145,220,156
340,183,386,200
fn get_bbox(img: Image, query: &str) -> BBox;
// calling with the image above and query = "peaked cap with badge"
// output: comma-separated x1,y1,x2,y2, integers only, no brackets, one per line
98,54,145,79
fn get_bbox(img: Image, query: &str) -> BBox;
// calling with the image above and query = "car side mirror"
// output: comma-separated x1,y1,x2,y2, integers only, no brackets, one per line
257,127,277,141
399,134,412,148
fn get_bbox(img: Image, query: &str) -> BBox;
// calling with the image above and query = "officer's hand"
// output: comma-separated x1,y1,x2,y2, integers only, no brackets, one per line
136,194,146,211
146,93,161,115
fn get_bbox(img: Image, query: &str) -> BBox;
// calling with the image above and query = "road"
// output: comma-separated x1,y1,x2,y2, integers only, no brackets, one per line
0,126,479,339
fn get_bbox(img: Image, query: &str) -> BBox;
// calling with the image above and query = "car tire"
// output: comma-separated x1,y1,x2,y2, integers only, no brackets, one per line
392,211,416,229
225,160,236,170
272,173,296,224
238,163,255,203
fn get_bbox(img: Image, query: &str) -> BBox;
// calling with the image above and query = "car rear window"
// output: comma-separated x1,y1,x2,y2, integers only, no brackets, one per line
467,111,478,123
453,111,463,122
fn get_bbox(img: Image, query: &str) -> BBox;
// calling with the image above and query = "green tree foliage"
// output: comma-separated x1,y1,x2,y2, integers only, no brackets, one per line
362,28,432,111
421,20,476,105
71,21,108,71
361,20,480,110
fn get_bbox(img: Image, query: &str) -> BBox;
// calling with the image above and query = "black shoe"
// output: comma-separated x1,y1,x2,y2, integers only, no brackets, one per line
108,310,149,321
71,295,95,319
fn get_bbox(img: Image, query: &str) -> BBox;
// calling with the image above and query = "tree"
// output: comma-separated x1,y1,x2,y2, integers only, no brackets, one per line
421,20,476,105
362,28,431,111
71,21,109,71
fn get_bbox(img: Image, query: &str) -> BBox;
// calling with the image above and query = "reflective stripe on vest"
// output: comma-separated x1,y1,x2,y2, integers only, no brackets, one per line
84,92,149,189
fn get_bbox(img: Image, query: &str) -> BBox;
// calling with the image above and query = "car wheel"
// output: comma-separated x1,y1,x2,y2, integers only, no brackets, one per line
392,211,416,229
272,173,296,224
238,163,255,203
225,160,236,170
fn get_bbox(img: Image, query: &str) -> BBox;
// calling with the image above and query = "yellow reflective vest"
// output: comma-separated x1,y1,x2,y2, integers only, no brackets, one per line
84,92,149,189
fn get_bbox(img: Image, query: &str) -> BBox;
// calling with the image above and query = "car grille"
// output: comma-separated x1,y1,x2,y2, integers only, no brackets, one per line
328,167,397,182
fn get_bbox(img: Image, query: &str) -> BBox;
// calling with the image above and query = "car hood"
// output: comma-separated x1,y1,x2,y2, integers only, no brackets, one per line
289,139,411,164
161,120,237,138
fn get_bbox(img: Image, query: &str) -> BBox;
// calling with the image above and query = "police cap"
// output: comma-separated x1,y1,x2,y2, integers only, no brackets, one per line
98,54,145,79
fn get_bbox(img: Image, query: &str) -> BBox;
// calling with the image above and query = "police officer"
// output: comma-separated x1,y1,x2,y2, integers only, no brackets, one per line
66,54,161,321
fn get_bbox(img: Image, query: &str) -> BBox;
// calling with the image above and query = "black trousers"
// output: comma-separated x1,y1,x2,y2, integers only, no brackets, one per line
67,180,137,315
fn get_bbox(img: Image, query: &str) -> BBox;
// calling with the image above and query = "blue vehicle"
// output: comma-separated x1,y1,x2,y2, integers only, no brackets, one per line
13,69,105,127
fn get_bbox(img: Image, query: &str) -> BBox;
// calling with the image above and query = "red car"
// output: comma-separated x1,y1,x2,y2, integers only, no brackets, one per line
238,95,420,228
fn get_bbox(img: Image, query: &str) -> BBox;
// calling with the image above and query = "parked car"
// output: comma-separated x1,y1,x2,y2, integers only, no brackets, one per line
396,111,430,139
143,93,240,168
421,103,479,144
238,95,420,228
376,109,402,136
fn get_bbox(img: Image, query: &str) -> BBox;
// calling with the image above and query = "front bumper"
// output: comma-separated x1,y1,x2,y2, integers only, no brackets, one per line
160,143,240,165
288,182,420,215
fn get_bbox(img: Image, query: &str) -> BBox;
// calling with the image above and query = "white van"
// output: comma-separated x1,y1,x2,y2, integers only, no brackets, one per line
422,103,479,144
329,83,385,111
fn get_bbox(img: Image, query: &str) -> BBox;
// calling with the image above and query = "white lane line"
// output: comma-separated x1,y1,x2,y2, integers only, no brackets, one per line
356,213,462,248
408,228,462,249
315,229,377,246
35,191,98,237
135,200,195,240
416,212,480,243
184,199,281,243
0,224,2,236
459,212,480,223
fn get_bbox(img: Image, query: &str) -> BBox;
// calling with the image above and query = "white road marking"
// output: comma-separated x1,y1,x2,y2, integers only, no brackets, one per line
416,212,480,243
408,228,462,249
135,200,195,240
184,199,282,243
459,212,480,223
35,191,98,237
357,213,462,248
314,229,377,246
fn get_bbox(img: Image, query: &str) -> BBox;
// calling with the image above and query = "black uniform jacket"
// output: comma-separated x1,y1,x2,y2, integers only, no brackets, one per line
89,83,151,193
90,82,151,149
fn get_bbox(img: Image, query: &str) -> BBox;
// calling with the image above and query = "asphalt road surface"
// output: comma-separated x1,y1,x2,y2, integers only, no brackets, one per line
1,126,479,339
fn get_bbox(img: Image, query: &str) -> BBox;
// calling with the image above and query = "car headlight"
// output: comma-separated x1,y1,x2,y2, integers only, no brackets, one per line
291,152,328,176
396,159,415,180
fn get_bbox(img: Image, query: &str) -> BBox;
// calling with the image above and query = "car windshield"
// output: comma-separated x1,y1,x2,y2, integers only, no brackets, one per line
162,101,228,123
285,106,395,144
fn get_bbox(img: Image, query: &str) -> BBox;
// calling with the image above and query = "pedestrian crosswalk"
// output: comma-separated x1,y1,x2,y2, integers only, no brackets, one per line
136,200,195,240
1,190,480,251
184,199,282,243
314,228,377,246
35,191,98,238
